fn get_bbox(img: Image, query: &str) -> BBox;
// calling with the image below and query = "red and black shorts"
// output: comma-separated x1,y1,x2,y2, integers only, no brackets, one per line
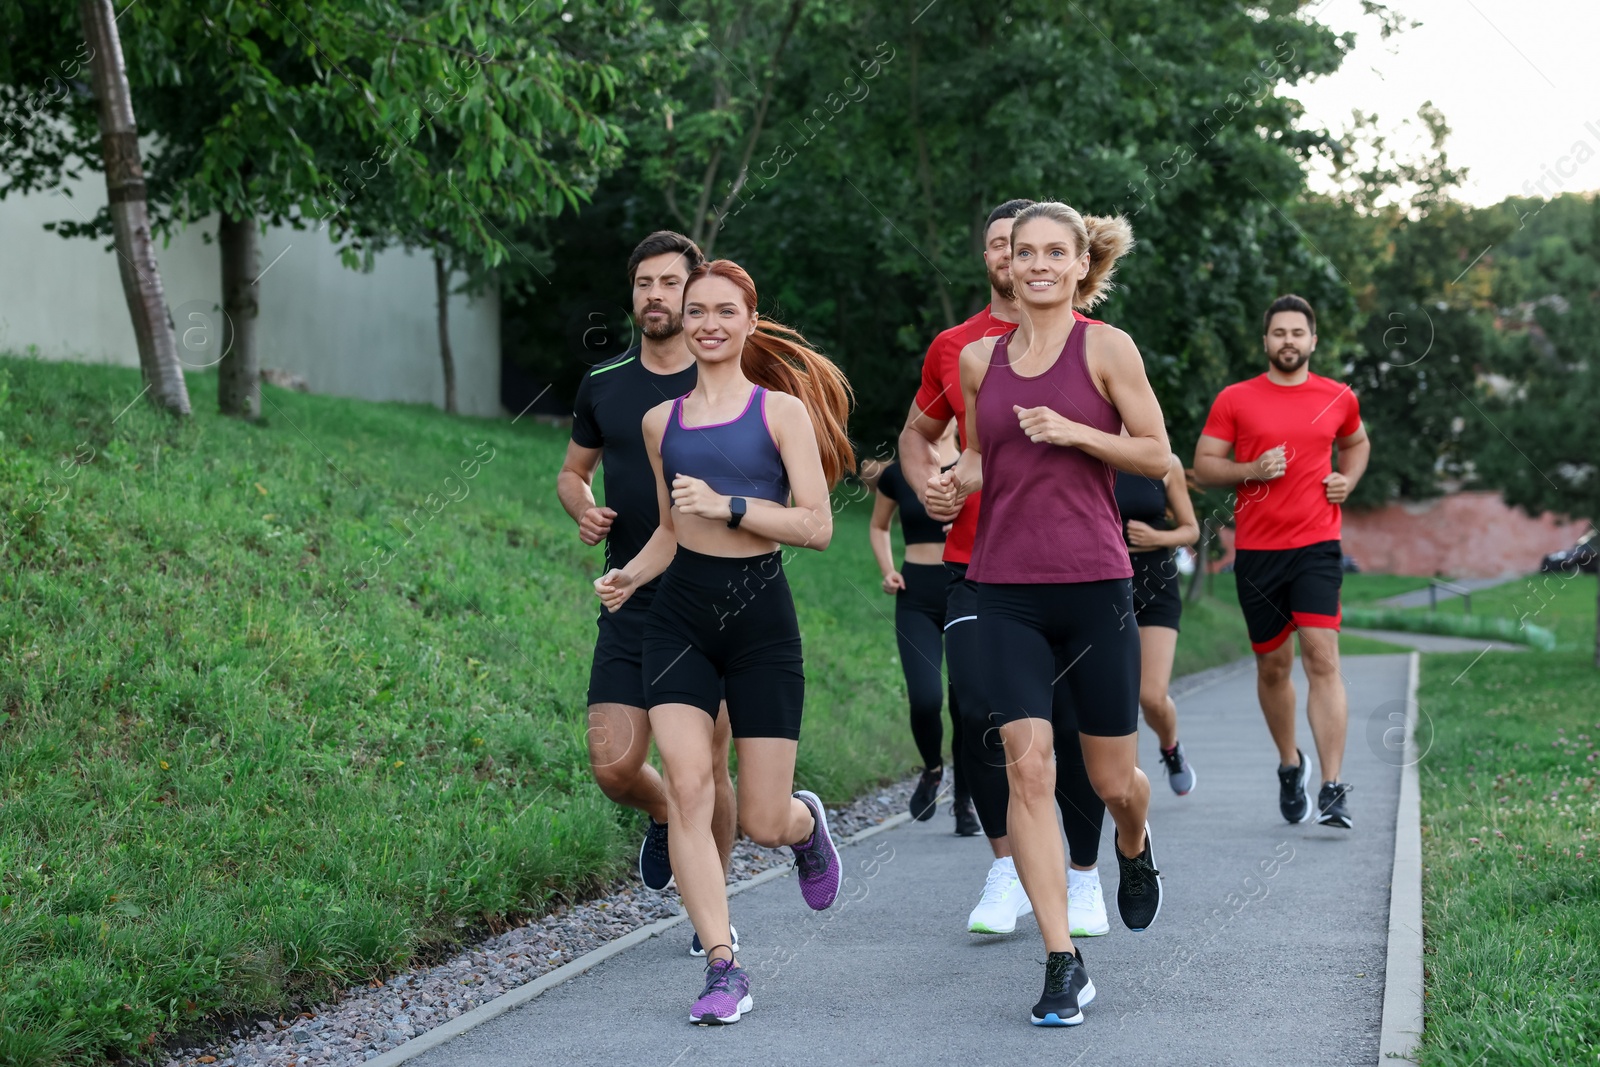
1232,539,1343,653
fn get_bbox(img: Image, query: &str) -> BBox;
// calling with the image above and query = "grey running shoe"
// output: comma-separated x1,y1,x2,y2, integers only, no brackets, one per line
1160,742,1196,796
1277,750,1314,824
1316,781,1354,829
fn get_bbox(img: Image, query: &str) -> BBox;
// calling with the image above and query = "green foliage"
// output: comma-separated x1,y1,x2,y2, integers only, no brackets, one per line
1341,607,1556,651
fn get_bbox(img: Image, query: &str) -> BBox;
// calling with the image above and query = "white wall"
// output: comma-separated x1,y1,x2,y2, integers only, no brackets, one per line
0,175,502,417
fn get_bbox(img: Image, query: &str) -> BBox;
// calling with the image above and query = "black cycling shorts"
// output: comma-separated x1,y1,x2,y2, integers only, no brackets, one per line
586,591,652,709
972,579,1140,737
641,546,804,740
1232,539,1343,653
1130,549,1182,631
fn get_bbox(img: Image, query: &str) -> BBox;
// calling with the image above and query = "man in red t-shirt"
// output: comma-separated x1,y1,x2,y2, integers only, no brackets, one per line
1194,294,1370,830
898,199,1111,939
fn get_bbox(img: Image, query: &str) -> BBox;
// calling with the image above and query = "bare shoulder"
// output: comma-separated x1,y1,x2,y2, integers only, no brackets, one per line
958,335,1001,382
641,399,673,442
1084,320,1138,357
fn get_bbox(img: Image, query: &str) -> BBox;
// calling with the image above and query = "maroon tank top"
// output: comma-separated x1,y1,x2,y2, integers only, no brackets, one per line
966,323,1133,584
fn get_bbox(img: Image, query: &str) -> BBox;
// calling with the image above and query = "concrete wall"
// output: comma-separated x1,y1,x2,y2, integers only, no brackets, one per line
0,175,502,417
1211,490,1591,577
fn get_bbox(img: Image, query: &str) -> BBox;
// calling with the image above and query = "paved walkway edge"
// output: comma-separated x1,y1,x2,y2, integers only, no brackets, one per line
1378,650,1424,1064
363,811,913,1067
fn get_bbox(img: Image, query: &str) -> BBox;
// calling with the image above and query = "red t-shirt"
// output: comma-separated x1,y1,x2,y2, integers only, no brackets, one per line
1200,372,1363,551
913,304,1096,564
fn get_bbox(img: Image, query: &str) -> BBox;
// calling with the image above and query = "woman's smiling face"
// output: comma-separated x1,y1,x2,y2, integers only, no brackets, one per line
1010,216,1088,310
683,273,756,363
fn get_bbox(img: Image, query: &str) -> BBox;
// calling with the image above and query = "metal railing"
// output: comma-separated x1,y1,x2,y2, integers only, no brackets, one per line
1427,578,1472,613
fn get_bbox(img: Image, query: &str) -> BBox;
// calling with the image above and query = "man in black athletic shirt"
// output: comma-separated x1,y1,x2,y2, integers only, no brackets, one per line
557,232,736,924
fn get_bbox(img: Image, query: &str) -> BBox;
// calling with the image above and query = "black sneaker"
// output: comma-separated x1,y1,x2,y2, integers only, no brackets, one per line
953,798,982,837
1277,750,1314,824
1316,781,1354,829
1030,948,1096,1026
909,767,942,821
1114,822,1162,932
689,924,740,957
639,818,673,890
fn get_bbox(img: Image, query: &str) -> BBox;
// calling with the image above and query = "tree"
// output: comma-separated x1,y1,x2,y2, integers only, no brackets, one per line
0,3,192,415
1473,193,1600,666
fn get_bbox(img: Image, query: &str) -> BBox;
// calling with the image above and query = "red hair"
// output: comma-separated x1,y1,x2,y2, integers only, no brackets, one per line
685,260,856,487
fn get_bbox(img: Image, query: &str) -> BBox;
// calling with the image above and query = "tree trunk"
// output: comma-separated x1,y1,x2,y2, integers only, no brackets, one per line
78,0,190,416
218,213,261,419
1593,573,1598,669
434,247,457,414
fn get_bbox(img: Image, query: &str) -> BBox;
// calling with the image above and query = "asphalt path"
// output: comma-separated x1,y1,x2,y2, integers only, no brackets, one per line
411,653,1410,1067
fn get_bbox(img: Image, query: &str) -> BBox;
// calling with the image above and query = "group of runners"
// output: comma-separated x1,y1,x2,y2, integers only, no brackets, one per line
556,199,1371,1028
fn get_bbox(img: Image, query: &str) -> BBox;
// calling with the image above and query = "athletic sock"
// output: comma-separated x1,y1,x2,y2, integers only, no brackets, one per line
1068,866,1100,890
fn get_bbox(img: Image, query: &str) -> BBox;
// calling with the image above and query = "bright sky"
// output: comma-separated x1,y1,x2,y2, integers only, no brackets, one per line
1292,0,1600,206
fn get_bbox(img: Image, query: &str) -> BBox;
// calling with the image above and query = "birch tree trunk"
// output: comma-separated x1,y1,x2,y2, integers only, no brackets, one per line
78,0,191,416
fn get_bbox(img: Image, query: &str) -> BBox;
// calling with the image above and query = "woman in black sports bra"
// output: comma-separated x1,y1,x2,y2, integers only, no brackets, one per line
871,424,979,830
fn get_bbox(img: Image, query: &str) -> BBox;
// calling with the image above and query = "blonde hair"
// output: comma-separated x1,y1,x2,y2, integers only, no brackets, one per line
685,260,857,487
1010,201,1134,310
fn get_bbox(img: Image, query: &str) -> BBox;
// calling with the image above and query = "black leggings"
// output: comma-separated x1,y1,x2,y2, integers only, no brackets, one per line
895,563,964,796
945,565,1105,866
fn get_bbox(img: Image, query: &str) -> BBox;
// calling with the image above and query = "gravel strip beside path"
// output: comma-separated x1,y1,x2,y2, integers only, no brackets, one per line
156,776,920,1067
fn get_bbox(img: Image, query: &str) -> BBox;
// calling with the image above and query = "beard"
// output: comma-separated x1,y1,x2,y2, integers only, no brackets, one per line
638,305,683,341
1270,346,1309,373
987,262,1015,302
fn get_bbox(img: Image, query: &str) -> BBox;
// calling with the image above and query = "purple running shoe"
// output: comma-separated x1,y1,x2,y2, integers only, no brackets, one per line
689,957,752,1025
791,790,841,910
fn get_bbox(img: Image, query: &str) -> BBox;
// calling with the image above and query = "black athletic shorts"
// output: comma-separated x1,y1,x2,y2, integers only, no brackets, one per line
973,580,1141,737
1232,538,1343,653
642,546,804,740
1129,549,1182,632
586,589,654,709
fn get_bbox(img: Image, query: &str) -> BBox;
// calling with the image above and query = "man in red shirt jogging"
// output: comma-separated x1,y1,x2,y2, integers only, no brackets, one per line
899,199,1112,938
1194,294,1371,828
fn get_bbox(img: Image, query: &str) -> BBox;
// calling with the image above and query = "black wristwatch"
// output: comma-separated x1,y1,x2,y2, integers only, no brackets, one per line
727,496,747,529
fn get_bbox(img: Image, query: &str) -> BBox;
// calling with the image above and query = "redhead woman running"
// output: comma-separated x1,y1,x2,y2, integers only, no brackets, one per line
928,202,1167,1027
594,260,855,1026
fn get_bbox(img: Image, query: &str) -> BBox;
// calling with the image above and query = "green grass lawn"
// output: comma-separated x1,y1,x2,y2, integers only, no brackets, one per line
1414,572,1600,1066
0,355,1283,1064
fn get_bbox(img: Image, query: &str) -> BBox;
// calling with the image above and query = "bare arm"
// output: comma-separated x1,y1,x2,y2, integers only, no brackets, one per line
1128,454,1201,549
897,403,953,507
557,441,616,546
1193,434,1283,488
926,340,992,514
1324,425,1370,503
869,491,899,580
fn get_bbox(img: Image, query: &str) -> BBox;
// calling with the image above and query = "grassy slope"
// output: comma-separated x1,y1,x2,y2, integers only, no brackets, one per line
1414,574,1600,1065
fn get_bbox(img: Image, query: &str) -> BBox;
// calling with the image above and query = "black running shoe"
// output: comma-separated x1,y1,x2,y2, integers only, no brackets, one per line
909,767,942,821
1315,781,1354,829
1114,822,1162,932
953,798,982,837
1277,749,1313,824
639,818,673,890
1030,948,1096,1026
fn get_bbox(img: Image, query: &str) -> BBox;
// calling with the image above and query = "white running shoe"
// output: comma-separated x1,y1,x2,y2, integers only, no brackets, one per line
1068,872,1111,937
967,858,1033,934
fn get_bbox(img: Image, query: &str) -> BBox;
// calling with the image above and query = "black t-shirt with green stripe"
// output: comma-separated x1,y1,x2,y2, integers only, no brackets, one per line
570,347,697,578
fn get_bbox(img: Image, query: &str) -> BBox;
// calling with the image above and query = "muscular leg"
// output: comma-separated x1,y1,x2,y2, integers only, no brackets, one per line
1081,732,1151,860
587,702,668,824
1000,718,1070,953
1254,641,1300,767
650,705,729,959
1137,625,1180,749
1296,627,1348,782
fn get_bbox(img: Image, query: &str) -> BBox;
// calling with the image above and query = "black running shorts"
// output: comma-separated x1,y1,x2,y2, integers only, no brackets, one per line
586,593,652,709
641,547,804,740
973,580,1141,737
1130,549,1182,632
1231,539,1343,653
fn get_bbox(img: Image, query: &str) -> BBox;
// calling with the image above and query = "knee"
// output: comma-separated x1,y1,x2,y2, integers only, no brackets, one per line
1302,646,1342,680
591,755,643,801
665,766,715,816
1257,658,1293,687
1006,747,1056,803
741,809,791,850
1139,684,1168,713
1089,764,1140,809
